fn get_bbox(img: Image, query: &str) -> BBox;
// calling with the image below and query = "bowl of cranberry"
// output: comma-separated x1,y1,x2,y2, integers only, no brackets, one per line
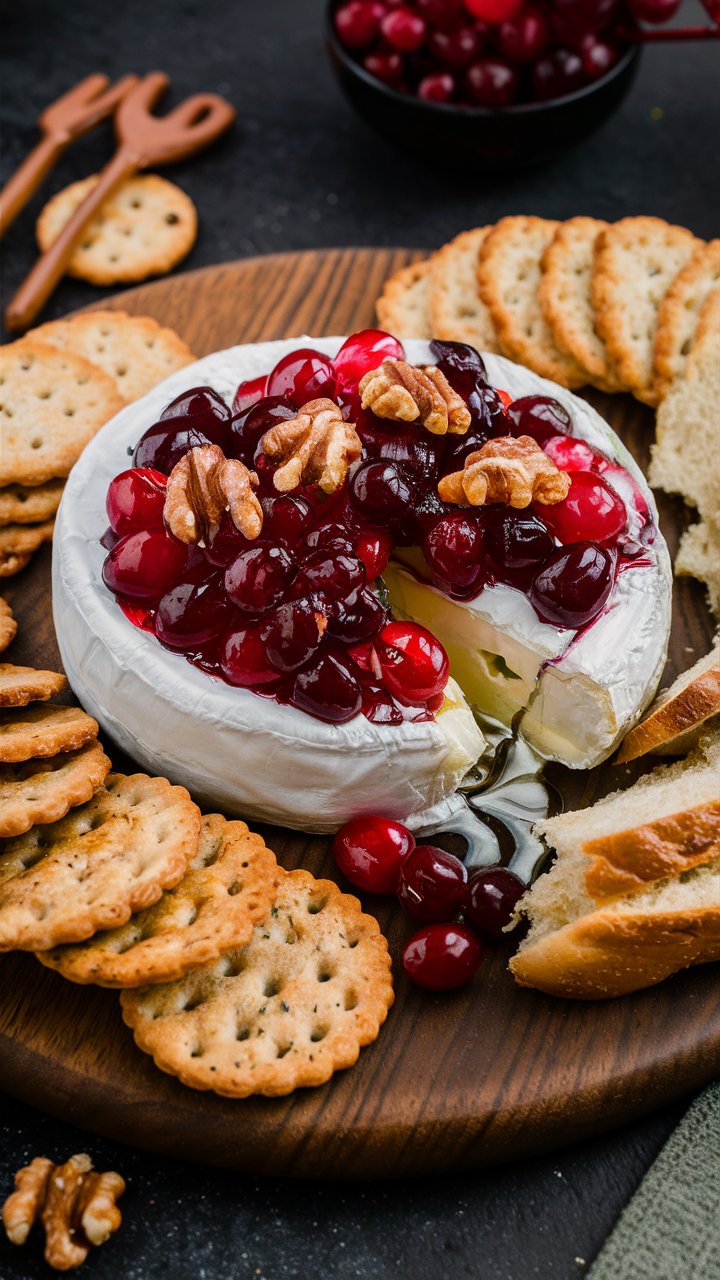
326,0,641,169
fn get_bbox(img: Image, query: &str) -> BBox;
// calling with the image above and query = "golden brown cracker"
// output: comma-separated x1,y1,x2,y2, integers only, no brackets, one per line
0,480,64,528
0,521,55,578
0,664,67,707
0,599,16,654
0,741,111,841
0,703,98,763
376,259,433,339
539,216,622,392
430,227,500,352
653,240,720,401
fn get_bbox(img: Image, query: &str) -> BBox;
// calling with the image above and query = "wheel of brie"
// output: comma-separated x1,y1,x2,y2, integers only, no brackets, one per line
53,332,671,833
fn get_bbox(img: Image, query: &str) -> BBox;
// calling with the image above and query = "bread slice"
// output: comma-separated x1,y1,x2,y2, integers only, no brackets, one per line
616,639,720,762
376,259,432,339
677,514,720,621
652,239,720,401
591,216,702,405
477,216,587,389
508,733,720,998
429,227,500,353
539,216,623,393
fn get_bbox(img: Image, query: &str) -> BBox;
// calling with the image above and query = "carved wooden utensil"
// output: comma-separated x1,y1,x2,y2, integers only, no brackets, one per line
5,72,236,332
0,73,139,240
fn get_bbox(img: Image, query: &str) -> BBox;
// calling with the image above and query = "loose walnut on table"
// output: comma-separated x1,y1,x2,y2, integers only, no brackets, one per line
2,1153,125,1271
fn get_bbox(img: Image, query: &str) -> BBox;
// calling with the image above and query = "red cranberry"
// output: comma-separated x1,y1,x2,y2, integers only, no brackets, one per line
232,374,267,415
333,330,405,398
497,5,549,62
581,35,622,78
155,572,232,652
133,421,216,475
350,460,416,529
530,541,615,628
381,7,427,51
220,623,280,687
261,494,314,545
335,0,384,48
539,471,626,545
465,57,519,107
397,844,468,922
204,513,253,567
326,585,387,644
507,394,572,445
532,49,587,101
418,72,456,102
423,513,486,597
463,867,525,939
333,815,415,894
628,0,680,20
402,923,484,991
304,521,355,558
230,396,295,466
462,0,523,18
596,461,650,532
374,428,446,483
363,50,405,84
428,24,480,68
483,508,555,589
225,544,295,613
551,0,620,39
362,686,404,724
544,434,595,472
356,530,392,580
103,530,187,604
377,621,449,706
291,650,363,723
266,348,336,409
106,468,166,537
416,0,464,27
159,386,231,438
261,598,327,673
429,338,487,396
296,551,366,602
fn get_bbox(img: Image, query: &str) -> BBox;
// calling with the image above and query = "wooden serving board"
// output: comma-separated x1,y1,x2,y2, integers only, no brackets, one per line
1,249,718,1179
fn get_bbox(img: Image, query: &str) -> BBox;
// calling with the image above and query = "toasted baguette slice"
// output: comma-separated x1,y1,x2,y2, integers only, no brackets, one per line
616,639,720,762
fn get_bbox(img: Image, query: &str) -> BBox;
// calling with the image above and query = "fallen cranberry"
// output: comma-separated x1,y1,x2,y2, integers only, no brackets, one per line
402,923,484,991
397,844,468,922
333,815,415,893
463,867,525,939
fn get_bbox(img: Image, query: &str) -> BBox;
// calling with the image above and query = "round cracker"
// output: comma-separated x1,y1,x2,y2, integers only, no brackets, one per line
652,239,720,401
430,227,500,353
38,813,279,987
121,868,394,1098
0,771,200,951
0,664,67,707
0,341,124,487
538,216,623,393
0,480,64,528
0,740,111,841
36,174,197,286
376,259,432,339
477,216,588,390
29,311,195,404
0,599,16,654
0,519,54,566
0,703,98,763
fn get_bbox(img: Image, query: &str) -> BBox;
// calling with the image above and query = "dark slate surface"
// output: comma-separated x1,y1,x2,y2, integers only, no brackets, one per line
0,1,717,1276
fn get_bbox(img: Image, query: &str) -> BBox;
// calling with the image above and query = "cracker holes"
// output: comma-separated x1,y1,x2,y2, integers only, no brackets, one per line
223,953,246,977
264,977,281,998
310,1026,328,1043
317,966,334,984
344,990,358,1011
227,880,243,897
31,438,43,450
275,1043,292,1059
182,992,206,1012
307,896,328,915
189,1044,205,1058
236,1026,250,1041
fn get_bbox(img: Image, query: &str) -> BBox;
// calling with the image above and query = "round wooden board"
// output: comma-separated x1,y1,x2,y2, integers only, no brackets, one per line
1,249,718,1179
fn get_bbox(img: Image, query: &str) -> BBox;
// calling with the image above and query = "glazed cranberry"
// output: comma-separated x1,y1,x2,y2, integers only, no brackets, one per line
106,467,166,537
497,5,549,62
304,522,355,558
530,541,615,628
463,867,525,939
266,348,336,409
100,526,119,552
230,396,295,465
354,530,390,581
628,0,680,21
377,621,449,706
333,330,405,398
262,494,314,545
204,513,253,567
581,35,622,78
532,49,586,100
418,72,456,102
428,24,480,68
159,386,231,440
596,461,650,535
507,395,572,445
350,460,416,529
232,374,267,415
103,530,187,603
327,585,387,644
333,815,415,894
544,434,595,472
463,0,523,17
220,623,280,687
133,420,215,475
363,50,405,84
297,551,366,602
362,685,404,724
155,572,232,652
381,7,427,51
551,0,620,39
397,844,468,922
375,428,445,483
483,509,555,589
261,598,327,673
417,0,464,23
465,57,519,106
539,471,627,545
430,338,486,397
334,0,384,48
423,513,486,597
291,650,363,723
225,544,295,613
402,923,483,992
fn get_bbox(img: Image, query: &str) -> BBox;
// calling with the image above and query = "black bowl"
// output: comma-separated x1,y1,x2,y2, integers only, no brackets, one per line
325,6,641,171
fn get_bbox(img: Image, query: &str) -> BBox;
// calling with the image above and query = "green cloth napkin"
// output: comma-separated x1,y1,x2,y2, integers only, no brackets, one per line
588,1081,720,1280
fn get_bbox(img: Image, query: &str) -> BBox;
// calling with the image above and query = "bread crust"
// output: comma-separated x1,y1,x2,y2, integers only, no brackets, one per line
510,897,720,999
616,662,720,762
652,239,720,401
582,802,720,901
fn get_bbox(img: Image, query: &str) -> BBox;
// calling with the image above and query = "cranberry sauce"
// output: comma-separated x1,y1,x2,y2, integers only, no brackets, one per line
103,332,654,724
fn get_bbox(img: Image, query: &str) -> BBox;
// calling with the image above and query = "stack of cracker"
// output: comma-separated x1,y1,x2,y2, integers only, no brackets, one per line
0,312,195,578
0,649,393,1096
378,218,720,617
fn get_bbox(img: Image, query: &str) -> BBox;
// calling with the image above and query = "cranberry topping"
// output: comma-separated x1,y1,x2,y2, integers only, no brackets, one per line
507,394,572,445
423,513,486,597
102,529,188,604
430,338,487,396
377,621,449,705
261,598,327,673
530,541,615,628
155,570,232,652
134,421,215,475
463,867,525,939
266,348,336,408
220,623,281,687
333,329,405,399
296,550,366,603
230,396,295,467
362,685,405,723
483,508,555,590
356,530,392,580
291,650,363,723
262,494,314,545
232,374,268,415
225,545,296,613
333,815,415,893
106,467,166,537
539,471,626,544
397,844,468,922
350,459,417,529
159,386,231,436
402,923,484,992
204,513,253,567
544,434,595,472
327,585,388,643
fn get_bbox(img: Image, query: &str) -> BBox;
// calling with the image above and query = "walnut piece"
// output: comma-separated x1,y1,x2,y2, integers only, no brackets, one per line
358,358,471,436
2,1153,125,1271
260,398,362,493
164,444,263,545
438,435,571,508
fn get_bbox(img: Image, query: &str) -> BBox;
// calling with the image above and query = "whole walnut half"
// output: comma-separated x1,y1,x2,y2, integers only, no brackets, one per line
164,444,263,544
2,1153,125,1271
438,435,571,508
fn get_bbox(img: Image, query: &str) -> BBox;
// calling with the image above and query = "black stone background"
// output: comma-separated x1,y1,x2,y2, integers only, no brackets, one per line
0,1,717,1276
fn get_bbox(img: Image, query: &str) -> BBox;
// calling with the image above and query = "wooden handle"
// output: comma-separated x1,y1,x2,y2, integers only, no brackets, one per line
4,149,134,333
0,135,63,241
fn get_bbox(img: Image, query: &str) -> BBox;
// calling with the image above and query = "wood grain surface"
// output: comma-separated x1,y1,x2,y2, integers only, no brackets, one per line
0,249,717,1179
